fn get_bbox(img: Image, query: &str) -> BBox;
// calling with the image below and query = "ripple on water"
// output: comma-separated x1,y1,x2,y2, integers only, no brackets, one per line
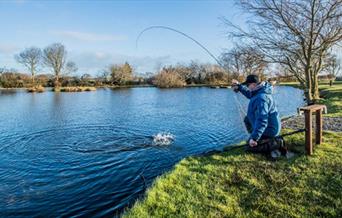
0,87,304,217
0,124,167,217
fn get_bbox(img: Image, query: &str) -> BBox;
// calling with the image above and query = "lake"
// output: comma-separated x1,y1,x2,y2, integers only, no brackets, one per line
0,86,304,217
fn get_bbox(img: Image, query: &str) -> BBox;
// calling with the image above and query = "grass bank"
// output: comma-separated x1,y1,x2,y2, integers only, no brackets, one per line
124,131,342,217
124,82,342,217
279,81,342,117
318,83,342,117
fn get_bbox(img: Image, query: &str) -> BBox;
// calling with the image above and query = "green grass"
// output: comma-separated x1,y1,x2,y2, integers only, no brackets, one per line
124,81,342,218
124,131,342,217
279,81,342,117
317,84,342,117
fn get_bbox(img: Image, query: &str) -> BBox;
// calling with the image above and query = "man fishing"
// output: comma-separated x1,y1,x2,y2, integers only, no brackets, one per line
232,75,285,158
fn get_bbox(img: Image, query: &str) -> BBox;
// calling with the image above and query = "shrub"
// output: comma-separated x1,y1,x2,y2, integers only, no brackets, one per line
27,85,45,93
153,70,186,88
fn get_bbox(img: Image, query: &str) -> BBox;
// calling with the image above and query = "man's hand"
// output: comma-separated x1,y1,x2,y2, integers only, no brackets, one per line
249,139,258,147
231,79,239,92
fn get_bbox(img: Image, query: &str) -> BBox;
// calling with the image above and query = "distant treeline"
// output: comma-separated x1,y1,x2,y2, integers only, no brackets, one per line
1,63,340,89
1,42,340,89
0,62,231,88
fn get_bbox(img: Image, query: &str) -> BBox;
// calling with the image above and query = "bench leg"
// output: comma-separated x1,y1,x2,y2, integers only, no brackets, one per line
305,111,313,155
316,109,323,145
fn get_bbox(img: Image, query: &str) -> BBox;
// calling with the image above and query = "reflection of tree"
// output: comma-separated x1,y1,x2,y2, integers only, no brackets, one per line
51,92,65,123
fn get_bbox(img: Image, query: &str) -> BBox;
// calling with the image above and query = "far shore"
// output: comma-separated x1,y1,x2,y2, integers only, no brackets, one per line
2,81,340,91
0,84,233,90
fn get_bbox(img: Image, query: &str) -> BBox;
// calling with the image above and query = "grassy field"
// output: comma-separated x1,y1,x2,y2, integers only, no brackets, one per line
318,83,342,117
124,81,342,218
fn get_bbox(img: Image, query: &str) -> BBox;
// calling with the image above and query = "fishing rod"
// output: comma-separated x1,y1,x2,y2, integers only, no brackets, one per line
136,25,247,125
136,26,306,157
136,25,224,69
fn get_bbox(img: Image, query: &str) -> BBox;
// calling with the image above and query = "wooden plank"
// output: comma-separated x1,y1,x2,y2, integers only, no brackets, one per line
305,111,313,155
300,104,326,112
316,109,323,145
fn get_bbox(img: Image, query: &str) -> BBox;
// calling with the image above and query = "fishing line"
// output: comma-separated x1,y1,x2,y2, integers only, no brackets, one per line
136,25,250,141
233,93,249,135
136,25,246,114
136,26,249,191
133,27,303,190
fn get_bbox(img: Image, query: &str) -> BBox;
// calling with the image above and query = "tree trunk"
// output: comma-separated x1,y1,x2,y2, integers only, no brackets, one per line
305,69,313,105
55,71,60,88
312,75,320,102
31,69,35,86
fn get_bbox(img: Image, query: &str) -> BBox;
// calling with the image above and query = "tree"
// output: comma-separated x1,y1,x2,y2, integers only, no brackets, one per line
98,70,111,84
220,45,267,80
173,64,194,84
15,47,42,84
324,54,341,86
122,62,133,80
80,73,93,86
109,62,133,85
223,0,342,104
43,43,77,88
153,66,186,88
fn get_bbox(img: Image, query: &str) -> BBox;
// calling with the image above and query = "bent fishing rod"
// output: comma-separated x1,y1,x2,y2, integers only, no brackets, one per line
136,25,250,133
136,25,225,69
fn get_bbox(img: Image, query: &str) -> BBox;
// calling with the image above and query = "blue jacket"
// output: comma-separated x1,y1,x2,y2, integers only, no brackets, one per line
238,82,281,141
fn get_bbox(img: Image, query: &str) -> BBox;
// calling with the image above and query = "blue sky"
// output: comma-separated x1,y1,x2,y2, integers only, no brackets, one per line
0,0,245,76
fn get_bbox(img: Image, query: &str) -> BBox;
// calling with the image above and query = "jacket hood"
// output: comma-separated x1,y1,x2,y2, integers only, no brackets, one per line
252,81,273,96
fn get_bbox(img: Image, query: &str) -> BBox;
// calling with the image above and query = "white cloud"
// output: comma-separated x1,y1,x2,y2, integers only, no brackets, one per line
52,30,127,42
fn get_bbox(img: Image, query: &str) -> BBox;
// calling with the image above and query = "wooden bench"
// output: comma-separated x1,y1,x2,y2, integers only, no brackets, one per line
299,105,327,155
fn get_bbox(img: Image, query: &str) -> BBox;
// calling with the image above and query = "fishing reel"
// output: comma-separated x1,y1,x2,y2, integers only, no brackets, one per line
231,84,239,93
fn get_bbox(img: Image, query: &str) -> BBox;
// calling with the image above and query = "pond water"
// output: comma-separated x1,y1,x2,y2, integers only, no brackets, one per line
0,86,304,217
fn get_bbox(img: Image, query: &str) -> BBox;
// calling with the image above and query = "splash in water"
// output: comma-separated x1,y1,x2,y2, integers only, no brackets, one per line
152,132,175,146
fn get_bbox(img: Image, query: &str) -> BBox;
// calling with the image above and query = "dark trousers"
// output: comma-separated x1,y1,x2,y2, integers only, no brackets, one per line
244,116,281,154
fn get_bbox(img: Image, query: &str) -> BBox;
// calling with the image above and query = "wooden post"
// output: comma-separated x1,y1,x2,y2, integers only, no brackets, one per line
299,105,326,155
304,111,313,155
316,109,323,145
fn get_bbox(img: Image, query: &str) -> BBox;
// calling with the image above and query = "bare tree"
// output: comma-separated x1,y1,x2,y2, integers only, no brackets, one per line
0,67,5,74
223,0,342,104
220,45,267,79
188,60,205,84
15,47,42,84
324,54,341,86
43,43,77,88
65,61,78,75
